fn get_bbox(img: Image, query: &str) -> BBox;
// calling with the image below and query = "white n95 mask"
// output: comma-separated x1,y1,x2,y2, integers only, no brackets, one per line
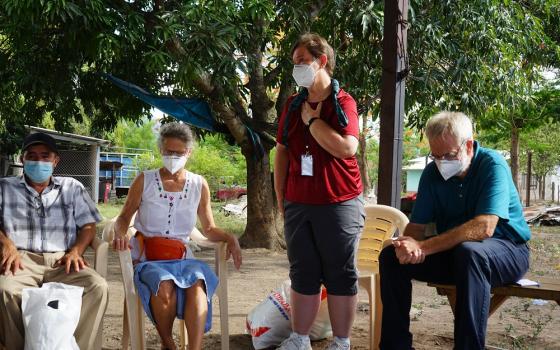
435,159,464,180
162,155,187,175
292,60,318,88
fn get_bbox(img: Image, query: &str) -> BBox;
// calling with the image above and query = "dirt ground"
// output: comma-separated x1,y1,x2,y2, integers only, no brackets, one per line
96,230,560,350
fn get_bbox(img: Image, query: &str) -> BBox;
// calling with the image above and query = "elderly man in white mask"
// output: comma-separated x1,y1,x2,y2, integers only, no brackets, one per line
378,111,531,350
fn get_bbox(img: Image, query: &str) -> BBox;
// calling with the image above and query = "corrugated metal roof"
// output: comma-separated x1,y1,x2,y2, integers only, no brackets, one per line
27,126,109,145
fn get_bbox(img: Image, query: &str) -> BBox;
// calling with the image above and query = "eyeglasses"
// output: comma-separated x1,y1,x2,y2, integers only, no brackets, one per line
428,140,466,161
162,151,187,157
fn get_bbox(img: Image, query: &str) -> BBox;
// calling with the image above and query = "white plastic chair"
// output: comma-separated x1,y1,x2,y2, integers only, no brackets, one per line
90,236,109,350
102,217,229,350
356,205,409,350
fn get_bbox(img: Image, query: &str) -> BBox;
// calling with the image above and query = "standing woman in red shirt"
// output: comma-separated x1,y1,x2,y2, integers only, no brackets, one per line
274,33,364,350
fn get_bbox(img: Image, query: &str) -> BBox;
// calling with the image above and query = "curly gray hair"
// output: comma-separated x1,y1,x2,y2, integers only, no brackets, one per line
158,122,194,150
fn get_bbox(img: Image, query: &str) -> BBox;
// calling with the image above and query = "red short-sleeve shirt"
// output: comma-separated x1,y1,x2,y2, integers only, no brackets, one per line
276,89,363,204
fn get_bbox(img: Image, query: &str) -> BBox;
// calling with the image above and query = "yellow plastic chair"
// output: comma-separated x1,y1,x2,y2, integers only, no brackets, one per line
357,204,409,350
102,216,229,350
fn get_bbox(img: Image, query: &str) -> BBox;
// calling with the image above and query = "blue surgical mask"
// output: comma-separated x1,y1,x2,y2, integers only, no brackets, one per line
24,161,54,183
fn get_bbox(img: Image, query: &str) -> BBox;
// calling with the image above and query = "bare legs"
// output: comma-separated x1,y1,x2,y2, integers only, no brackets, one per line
149,279,207,350
183,280,208,350
327,294,357,337
290,289,357,338
151,280,177,349
290,289,321,334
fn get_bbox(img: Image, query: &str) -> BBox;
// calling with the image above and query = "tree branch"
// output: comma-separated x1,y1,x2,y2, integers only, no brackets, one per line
244,21,275,122
275,76,295,118
263,65,283,86
164,37,249,148
357,93,381,116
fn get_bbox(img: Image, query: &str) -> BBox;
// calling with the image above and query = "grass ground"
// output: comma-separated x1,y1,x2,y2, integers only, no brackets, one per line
97,200,125,221
526,225,560,278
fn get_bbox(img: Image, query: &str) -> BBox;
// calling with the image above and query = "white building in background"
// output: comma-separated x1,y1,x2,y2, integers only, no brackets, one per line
402,156,432,193
403,154,560,204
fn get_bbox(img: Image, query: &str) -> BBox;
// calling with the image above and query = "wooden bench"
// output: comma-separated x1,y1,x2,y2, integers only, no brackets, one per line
428,277,560,317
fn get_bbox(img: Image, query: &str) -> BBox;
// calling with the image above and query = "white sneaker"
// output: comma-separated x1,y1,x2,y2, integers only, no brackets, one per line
277,333,312,350
324,339,350,350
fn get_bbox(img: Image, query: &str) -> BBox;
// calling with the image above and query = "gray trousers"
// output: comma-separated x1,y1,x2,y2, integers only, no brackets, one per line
284,196,365,296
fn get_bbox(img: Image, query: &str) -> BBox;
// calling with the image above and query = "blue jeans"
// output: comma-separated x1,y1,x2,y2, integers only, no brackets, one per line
379,237,529,350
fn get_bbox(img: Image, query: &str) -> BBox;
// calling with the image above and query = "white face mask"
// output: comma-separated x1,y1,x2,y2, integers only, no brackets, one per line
162,155,187,175
435,159,463,181
435,151,469,181
292,59,318,88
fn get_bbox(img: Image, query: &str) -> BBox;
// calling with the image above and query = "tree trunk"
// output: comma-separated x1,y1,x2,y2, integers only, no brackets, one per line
358,115,371,196
510,126,520,192
239,150,285,250
0,155,7,177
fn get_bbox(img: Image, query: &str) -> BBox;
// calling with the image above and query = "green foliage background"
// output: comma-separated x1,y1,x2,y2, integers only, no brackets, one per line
102,118,247,188
188,134,247,186
1,0,559,245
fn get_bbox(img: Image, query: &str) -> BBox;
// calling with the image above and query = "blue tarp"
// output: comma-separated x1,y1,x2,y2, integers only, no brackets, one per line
104,74,265,159
103,74,218,132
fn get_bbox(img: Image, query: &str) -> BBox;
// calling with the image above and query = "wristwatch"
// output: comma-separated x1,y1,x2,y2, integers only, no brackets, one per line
307,117,319,127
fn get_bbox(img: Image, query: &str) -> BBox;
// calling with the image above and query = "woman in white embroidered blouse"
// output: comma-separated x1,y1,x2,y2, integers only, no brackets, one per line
112,122,242,350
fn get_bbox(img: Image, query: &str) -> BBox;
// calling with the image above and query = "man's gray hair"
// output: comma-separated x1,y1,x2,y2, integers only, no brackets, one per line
158,122,194,149
425,111,473,143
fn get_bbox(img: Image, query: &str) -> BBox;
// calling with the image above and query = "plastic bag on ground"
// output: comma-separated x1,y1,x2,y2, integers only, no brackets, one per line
21,282,84,350
246,280,332,349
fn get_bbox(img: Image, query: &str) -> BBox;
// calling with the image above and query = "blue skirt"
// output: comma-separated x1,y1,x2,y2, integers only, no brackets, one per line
133,259,219,332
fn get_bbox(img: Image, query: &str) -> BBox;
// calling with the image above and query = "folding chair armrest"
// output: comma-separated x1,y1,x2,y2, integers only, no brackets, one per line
190,227,223,250
382,238,394,250
91,236,108,278
101,217,136,243
190,228,229,275
215,241,228,258
215,241,228,313
214,240,229,350
117,248,146,350
91,235,107,250
101,219,116,243
118,249,138,303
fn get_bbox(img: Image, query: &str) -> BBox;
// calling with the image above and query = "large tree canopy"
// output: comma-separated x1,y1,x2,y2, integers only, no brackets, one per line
1,0,559,247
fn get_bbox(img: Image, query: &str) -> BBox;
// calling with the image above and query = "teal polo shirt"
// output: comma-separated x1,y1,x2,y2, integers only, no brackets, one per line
411,141,531,243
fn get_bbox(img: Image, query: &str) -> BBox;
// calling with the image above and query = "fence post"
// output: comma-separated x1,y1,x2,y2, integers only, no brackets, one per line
525,151,531,207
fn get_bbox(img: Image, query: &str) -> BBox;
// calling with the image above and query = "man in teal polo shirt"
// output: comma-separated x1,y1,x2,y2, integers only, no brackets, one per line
379,111,530,350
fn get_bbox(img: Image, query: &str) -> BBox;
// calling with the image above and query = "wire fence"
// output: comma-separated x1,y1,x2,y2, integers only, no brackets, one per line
54,144,98,201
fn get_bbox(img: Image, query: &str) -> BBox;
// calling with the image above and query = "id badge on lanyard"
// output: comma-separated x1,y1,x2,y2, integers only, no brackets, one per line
301,115,314,176
301,152,313,176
